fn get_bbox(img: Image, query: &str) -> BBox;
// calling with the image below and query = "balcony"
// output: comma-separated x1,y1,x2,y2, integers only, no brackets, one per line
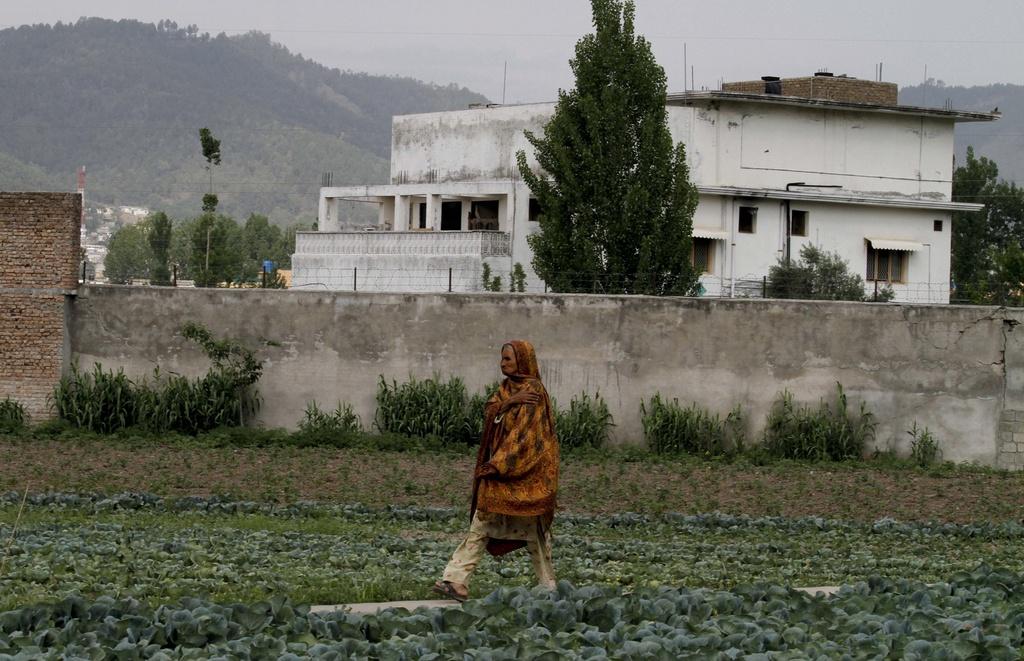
291,230,512,292
295,230,511,258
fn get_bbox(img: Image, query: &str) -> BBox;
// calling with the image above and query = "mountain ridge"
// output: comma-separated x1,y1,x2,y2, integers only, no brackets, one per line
0,18,489,224
0,19,1018,225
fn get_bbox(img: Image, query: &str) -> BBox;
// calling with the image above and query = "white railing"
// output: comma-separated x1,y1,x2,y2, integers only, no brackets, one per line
295,231,511,257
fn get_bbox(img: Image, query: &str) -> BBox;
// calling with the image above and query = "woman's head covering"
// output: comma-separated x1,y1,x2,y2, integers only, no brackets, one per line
503,340,541,381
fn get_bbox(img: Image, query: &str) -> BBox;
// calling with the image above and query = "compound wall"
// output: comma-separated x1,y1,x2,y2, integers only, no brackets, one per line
69,285,1024,467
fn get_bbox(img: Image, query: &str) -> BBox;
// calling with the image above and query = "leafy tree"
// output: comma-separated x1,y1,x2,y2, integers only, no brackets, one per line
105,210,303,286
515,0,698,296
952,147,1000,293
240,213,290,283
170,217,198,280
104,223,151,284
199,127,221,213
147,211,173,285
952,147,1024,302
767,244,893,302
986,242,1024,306
989,180,1024,248
279,223,311,270
191,214,242,287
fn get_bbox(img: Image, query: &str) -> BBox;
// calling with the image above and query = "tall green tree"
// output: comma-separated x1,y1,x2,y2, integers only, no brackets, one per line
104,223,152,284
952,147,1024,302
170,217,198,279
199,127,222,213
191,214,241,287
987,241,1024,306
952,147,1000,293
147,211,173,285
516,0,698,295
240,214,287,282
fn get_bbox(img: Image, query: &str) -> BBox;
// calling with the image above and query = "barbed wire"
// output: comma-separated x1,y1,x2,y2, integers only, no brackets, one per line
92,266,1003,304
90,264,964,303
92,257,1024,306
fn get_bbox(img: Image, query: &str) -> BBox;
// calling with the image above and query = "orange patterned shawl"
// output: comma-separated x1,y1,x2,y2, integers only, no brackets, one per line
471,340,560,523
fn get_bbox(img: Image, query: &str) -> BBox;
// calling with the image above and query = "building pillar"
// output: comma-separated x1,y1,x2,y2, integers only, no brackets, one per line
498,194,509,232
394,195,410,231
425,194,441,231
378,197,395,230
319,196,340,232
460,199,472,230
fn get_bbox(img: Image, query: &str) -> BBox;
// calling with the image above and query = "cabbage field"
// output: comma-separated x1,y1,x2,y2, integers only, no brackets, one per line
2,492,1024,657
3,568,1023,659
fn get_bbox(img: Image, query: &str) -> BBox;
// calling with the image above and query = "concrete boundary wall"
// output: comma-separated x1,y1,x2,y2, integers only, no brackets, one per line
69,285,1024,468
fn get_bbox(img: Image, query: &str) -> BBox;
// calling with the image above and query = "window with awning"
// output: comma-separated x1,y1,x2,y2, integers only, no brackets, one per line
692,228,728,240
692,238,714,274
865,238,918,283
690,229,725,274
865,238,923,252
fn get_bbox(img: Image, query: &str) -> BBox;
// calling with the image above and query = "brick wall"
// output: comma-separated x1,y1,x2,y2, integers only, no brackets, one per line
0,193,81,420
723,76,898,106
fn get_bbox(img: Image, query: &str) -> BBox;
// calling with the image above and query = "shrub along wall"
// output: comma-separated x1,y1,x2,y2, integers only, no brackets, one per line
67,286,1024,467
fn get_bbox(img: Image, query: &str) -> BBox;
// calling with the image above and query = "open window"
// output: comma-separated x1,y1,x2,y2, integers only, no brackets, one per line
529,198,543,222
469,200,499,230
441,201,461,231
790,210,808,237
738,206,757,234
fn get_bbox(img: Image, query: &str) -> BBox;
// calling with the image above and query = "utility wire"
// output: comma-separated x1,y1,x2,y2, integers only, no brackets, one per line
3,22,1024,45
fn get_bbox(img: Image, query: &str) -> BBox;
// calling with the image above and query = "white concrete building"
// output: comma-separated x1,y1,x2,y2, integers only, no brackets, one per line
292,74,997,302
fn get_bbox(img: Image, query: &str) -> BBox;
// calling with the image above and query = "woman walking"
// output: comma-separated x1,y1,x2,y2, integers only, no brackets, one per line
433,340,560,602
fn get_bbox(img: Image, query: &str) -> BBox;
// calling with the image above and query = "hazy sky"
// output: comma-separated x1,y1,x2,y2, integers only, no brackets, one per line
4,0,1023,103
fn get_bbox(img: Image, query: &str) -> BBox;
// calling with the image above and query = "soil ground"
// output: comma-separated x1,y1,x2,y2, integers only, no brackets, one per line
3,437,1022,523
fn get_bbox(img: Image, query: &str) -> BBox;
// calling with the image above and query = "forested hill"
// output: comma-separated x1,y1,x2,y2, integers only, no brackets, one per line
0,18,489,224
900,82,1022,185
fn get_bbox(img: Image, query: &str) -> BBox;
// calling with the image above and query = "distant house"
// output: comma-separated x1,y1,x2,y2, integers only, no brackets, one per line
292,73,998,303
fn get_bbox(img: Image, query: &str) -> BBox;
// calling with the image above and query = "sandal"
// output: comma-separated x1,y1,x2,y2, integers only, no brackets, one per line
432,580,468,603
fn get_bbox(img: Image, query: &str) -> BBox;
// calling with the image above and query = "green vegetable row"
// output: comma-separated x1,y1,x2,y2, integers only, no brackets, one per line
2,492,1022,613
2,566,1022,659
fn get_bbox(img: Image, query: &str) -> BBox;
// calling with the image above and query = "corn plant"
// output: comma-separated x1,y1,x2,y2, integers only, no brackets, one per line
908,422,942,467
641,395,744,457
0,397,26,433
299,401,362,437
554,391,614,450
462,382,502,445
53,363,140,433
375,374,471,446
137,370,258,435
53,323,264,436
762,383,875,461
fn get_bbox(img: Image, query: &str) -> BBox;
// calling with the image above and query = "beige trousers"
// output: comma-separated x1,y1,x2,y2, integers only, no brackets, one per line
442,513,556,589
